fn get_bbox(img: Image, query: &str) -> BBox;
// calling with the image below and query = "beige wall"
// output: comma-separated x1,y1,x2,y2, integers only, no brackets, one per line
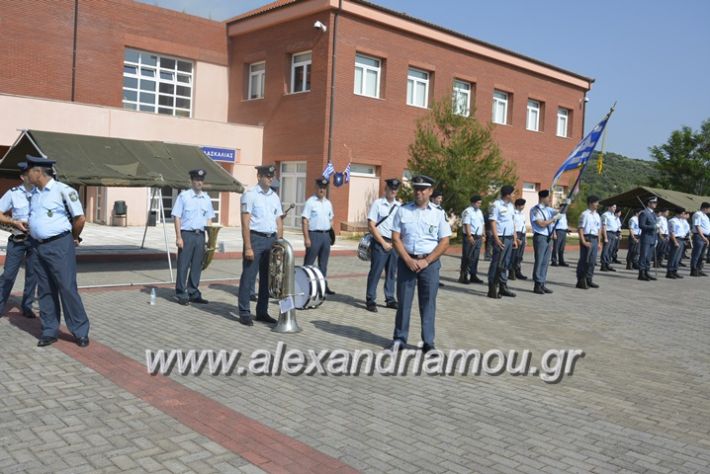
0,93,263,226
347,175,380,223
193,62,229,122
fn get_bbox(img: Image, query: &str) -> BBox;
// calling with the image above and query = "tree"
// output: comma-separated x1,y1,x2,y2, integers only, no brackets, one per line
650,119,710,196
405,98,517,216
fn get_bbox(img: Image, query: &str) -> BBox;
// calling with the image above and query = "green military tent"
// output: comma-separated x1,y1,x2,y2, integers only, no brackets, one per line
0,129,244,192
600,186,710,212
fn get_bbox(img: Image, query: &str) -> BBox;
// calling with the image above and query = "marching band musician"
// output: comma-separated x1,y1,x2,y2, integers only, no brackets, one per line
172,169,215,306
458,194,485,284
576,195,602,290
487,185,518,299
666,209,689,279
364,178,401,313
238,165,282,326
0,161,37,318
530,189,560,295
302,177,335,295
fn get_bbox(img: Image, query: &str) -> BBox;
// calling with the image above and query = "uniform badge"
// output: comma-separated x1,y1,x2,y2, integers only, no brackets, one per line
69,191,79,202
47,210,53,217
429,225,435,234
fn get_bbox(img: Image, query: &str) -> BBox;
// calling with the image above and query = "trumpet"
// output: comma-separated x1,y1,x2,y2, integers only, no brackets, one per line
201,224,222,270
0,221,28,240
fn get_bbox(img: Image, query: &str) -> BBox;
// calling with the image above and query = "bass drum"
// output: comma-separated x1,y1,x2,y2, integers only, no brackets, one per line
294,265,326,309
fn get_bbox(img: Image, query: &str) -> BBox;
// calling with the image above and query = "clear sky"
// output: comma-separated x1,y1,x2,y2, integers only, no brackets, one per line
140,0,710,160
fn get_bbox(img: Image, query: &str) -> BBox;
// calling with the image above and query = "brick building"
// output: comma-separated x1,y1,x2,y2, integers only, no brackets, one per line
227,0,593,228
0,0,593,230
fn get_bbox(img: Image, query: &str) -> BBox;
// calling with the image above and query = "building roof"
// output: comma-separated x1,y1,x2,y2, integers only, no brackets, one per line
600,186,710,212
226,0,594,88
0,130,244,192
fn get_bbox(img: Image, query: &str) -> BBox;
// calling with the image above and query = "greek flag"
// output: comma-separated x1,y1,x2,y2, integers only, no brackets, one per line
344,162,351,183
322,161,335,180
551,110,613,188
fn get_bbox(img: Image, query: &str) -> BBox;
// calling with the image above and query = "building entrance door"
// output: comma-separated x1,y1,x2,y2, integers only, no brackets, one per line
279,161,306,228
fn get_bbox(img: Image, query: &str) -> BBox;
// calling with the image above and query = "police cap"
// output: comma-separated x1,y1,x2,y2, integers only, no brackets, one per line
384,178,401,190
17,162,29,172
315,177,329,187
644,195,658,204
255,164,276,177
25,154,55,168
410,175,434,188
431,189,443,198
189,169,206,180
500,185,515,197
470,194,482,203
538,189,550,198
514,198,526,207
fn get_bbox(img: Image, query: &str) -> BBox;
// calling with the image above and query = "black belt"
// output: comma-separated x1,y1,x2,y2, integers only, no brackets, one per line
661,234,668,238
408,253,430,259
250,230,276,238
500,235,514,239
181,229,204,234
533,232,549,237
382,236,392,242
35,230,71,244
584,234,598,239
309,230,330,233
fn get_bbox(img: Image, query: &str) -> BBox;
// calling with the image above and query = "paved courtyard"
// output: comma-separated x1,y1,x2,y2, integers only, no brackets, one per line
1,245,709,473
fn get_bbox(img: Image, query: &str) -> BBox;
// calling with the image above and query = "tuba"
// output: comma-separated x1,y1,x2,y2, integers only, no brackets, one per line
201,224,222,270
268,238,301,333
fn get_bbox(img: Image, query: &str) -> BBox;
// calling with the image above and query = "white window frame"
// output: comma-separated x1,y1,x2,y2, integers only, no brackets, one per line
406,67,429,108
557,108,569,137
522,182,538,192
526,99,541,131
248,61,265,100
452,79,471,117
290,51,312,94
492,90,509,125
354,54,381,98
349,163,377,177
123,48,193,117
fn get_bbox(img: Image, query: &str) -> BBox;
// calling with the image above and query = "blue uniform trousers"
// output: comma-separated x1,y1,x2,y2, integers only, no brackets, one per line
304,231,331,277
638,235,656,271
576,235,598,281
393,258,440,346
667,239,685,273
510,231,525,275
690,233,708,271
32,233,90,339
488,236,513,285
460,236,482,278
551,229,567,264
176,230,206,301
365,239,398,305
238,232,275,317
656,235,669,263
611,231,621,261
626,235,640,267
0,237,37,314
532,233,553,284
601,232,618,266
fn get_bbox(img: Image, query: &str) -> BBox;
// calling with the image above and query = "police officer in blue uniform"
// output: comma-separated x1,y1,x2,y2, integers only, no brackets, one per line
238,165,283,326
508,198,527,281
386,176,451,353
690,202,710,277
530,189,560,294
365,178,401,312
654,208,670,267
600,204,620,272
550,206,570,267
302,177,335,294
576,195,602,289
626,209,642,270
24,155,90,347
172,169,215,305
487,185,518,299
459,194,485,284
667,209,689,279
0,162,38,318
611,207,623,264
637,196,658,281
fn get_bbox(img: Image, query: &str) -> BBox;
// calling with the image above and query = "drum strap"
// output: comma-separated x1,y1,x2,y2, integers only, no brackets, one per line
375,204,397,228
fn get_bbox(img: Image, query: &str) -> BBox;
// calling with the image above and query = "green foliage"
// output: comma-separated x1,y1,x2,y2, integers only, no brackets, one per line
405,98,517,217
650,119,710,196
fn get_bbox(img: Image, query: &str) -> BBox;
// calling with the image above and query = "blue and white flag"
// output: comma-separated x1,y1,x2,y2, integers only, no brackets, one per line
322,161,335,180
344,162,351,183
551,110,613,188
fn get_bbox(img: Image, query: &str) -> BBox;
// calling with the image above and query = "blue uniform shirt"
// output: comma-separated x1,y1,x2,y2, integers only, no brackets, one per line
0,184,33,222
669,217,687,238
681,218,691,236
530,204,557,236
392,201,452,255
629,216,641,236
556,213,568,231
489,199,515,237
692,211,710,235
602,211,620,232
302,195,333,231
657,216,668,234
513,209,526,234
367,197,400,239
240,185,282,234
28,179,84,240
172,189,215,231
461,206,484,236
578,209,601,236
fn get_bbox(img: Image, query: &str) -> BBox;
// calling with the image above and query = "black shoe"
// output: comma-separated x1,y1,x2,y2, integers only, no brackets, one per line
666,273,676,279
551,262,559,267
690,269,699,277
37,337,58,347
249,295,257,302
515,273,528,281
487,283,500,299
385,301,398,309
638,271,650,281
587,279,599,288
325,287,335,295
599,265,609,272
499,285,516,297
366,303,378,313
239,315,254,326
674,272,684,279
177,298,190,306
458,274,469,284
533,283,545,295
613,259,622,264
190,297,209,304
626,263,632,270
576,279,589,289
679,262,687,267
255,313,277,324
386,339,404,351
76,336,90,348
470,276,484,284
542,286,553,294
439,282,445,287
22,309,37,319
607,266,616,272
646,271,657,281
508,272,517,281
700,271,709,277
559,262,570,267
421,344,436,354
632,264,639,270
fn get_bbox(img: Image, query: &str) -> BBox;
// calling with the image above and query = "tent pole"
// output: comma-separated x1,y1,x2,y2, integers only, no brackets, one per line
140,187,155,249
157,188,174,283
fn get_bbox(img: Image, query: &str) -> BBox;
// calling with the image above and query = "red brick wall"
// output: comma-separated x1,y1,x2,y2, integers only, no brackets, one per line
0,0,227,106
